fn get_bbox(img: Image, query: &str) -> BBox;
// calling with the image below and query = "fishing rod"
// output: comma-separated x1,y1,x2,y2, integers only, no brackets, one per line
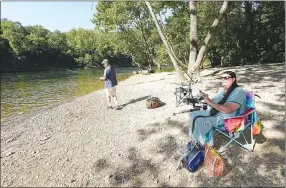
173,108,199,116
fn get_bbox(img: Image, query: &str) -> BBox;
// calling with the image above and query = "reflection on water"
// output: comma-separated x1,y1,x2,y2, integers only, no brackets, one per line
1,67,139,123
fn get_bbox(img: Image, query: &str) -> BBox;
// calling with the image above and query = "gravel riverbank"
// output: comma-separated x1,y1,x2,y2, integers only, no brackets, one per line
1,64,285,187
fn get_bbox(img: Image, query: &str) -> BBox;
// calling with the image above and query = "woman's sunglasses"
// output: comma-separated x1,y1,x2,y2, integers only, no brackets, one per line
221,76,232,80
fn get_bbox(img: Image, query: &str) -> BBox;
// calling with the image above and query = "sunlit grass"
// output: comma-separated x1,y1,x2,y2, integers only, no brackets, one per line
156,66,175,73
117,73,132,82
1,103,15,118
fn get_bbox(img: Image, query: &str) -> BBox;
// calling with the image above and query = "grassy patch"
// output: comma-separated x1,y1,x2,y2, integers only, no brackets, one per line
117,73,132,82
156,66,175,73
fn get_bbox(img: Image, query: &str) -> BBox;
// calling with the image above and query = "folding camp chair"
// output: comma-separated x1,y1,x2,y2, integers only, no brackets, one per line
213,90,260,153
174,85,191,107
174,82,195,107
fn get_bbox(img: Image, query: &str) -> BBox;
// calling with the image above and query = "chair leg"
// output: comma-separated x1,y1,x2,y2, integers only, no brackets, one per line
241,125,255,152
241,125,256,151
178,93,185,106
215,129,235,153
215,127,255,153
175,92,182,107
240,132,254,152
217,132,241,153
175,94,179,107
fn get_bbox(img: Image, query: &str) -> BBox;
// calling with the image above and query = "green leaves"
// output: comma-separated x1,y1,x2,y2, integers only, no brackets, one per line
92,1,161,68
1,1,284,72
1,20,28,55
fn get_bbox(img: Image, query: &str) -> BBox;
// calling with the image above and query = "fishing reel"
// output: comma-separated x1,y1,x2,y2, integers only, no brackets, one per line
173,95,208,116
182,95,207,109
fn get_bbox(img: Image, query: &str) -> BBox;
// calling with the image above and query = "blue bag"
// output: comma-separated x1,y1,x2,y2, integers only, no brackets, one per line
177,141,204,172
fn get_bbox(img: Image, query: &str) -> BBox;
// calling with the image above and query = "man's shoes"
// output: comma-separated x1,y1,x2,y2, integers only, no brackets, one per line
107,106,120,110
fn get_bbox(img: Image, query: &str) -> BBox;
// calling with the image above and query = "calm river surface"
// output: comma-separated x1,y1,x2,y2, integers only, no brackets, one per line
1,67,140,123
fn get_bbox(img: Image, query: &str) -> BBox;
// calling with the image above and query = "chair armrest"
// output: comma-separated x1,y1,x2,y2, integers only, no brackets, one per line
220,108,256,121
239,108,255,116
215,108,256,127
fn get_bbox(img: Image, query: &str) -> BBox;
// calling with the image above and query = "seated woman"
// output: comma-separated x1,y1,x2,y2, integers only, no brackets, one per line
189,71,246,147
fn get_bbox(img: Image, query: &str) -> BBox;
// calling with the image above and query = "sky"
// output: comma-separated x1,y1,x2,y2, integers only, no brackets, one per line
2,1,97,32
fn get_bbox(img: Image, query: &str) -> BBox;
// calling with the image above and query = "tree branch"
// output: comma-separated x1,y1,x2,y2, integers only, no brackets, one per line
158,8,183,66
193,1,229,72
145,1,185,82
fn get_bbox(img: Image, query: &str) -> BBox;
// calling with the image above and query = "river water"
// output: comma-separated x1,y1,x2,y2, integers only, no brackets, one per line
1,67,140,123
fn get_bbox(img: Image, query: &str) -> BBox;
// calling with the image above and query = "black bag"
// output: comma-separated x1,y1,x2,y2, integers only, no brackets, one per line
177,141,204,172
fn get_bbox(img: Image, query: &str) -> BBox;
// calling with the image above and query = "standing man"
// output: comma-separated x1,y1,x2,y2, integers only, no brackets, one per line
100,59,119,110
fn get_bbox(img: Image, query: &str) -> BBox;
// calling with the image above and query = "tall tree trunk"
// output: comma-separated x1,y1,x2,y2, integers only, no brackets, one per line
139,25,157,69
191,1,229,73
245,1,255,63
145,1,185,82
188,0,198,76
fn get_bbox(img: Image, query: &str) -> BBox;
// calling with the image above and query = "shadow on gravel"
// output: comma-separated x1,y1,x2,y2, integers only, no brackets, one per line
160,102,166,108
156,135,179,159
137,119,187,142
274,93,285,103
119,95,151,109
136,116,284,187
94,159,109,172
259,101,285,116
108,147,159,187
202,68,231,77
109,65,285,187
233,65,284,85
137,119,188,164
205,82,222,91
202,64,284,90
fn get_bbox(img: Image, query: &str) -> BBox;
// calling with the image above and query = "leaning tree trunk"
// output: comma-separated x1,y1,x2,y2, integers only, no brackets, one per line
188,0,198,77
145,1,185,83
191,1,229,74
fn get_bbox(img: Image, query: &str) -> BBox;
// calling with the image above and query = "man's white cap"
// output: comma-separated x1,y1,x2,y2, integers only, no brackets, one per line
101,59,109,64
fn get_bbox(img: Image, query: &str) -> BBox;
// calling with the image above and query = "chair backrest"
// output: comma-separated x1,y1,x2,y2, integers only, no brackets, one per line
245,90,256,110
224,90,258,133
244,90,259,125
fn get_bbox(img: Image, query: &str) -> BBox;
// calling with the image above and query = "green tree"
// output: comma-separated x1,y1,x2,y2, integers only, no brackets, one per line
93,1,161,70
25,25,49,55
1,19,28,56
